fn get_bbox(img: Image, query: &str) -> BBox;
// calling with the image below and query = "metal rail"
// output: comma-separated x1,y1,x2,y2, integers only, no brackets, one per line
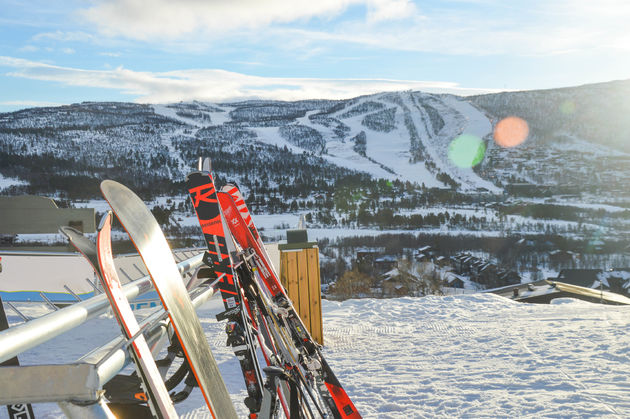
0,279,218,405
0,252,203,364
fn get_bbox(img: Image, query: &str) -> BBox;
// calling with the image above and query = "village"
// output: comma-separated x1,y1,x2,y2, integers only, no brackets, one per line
326,244,630,303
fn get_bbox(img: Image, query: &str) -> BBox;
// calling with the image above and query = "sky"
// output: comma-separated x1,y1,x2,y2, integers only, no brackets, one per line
1,0,630,112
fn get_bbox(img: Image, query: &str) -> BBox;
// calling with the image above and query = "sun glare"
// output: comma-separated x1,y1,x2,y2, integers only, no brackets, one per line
493,116,529,148
448,134,486,168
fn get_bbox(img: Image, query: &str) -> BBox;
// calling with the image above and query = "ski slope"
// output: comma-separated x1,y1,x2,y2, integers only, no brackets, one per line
4,294,630,418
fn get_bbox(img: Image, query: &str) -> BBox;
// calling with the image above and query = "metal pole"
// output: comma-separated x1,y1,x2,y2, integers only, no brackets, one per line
0,282,217,407
82,280,217,389
0,253,203,364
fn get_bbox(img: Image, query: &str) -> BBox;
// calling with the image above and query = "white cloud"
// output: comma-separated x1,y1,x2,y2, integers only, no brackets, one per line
0,100,64,108
76,0,630,58
367,0,417,22
80,0,365,41
18,45,39,52
266,0,630,57
32,31,95,42
0,56,496,105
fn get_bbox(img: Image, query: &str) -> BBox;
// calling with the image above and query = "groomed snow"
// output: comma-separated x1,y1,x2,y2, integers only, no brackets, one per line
5,294,630,418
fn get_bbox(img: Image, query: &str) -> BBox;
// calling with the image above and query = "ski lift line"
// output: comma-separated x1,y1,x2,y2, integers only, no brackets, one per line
0,252,204,365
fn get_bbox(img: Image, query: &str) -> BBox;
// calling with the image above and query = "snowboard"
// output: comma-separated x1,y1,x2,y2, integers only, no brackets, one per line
100,180,237,419
61,218,177,418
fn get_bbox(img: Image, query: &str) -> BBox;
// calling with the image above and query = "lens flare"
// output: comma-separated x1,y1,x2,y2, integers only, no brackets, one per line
448,134,486,168
559,100,576,115
493,116,529,148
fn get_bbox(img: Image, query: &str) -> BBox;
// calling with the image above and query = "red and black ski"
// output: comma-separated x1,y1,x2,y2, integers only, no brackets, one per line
186,163,266,417
217,189,361,419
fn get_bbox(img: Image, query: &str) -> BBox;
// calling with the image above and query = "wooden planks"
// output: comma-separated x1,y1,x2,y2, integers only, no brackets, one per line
279,247,323,345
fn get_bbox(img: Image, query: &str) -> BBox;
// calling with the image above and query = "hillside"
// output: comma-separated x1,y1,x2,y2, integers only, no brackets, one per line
1,82,630,245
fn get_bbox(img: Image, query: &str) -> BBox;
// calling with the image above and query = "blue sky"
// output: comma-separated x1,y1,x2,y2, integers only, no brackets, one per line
1,0,629,112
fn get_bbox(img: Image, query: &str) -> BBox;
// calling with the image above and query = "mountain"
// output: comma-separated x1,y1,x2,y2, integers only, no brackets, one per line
1,80,629,214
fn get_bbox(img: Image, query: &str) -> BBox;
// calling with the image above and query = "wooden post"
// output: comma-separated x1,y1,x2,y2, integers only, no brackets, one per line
279,242,323,345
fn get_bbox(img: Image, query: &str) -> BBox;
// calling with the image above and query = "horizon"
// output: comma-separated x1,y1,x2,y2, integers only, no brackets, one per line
2,0,630,112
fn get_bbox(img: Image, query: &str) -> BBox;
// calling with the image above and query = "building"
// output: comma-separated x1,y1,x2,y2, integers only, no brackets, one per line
0,196,95,235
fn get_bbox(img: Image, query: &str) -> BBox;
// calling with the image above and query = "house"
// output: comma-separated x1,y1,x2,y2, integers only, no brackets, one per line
0,195,95,235
356,248,384,265
417,245,435,257
380,268,421,297
478,263,499,285
556,269,604,288
444,272,465,289
434,256,451,268
598,268,630,296
548,250,579,264
515,238,535,249
498,270,521,286
374,255,398,273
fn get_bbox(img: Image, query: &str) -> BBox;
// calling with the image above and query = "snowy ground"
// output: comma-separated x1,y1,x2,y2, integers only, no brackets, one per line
4,294,630,418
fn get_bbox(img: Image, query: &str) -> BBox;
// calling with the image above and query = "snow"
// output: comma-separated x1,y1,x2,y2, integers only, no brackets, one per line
401,93,502,193
331,99,442,186
0,173,28,189
251,125,399,181
152,104,206,128
5,293,630,418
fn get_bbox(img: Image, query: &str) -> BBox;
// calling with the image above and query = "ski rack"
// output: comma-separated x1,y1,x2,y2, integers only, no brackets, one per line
0,251,212,418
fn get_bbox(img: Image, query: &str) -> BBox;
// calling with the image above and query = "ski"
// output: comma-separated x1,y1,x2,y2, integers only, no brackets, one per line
100,180,237,419
61,219,178,419
186,164,271,417
218,189,361,419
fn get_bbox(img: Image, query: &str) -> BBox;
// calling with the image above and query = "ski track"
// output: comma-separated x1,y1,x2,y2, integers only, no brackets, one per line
4,295,630,418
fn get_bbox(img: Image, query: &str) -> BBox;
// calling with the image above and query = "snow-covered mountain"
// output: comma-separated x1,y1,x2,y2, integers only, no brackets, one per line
1,80,629,206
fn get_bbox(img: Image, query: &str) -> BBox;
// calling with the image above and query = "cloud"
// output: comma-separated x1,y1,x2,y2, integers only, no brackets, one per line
0,56,496,105
80,0,364,41
32,31,95,42
0,100,64,108
367,0,417,22
76,0,630,58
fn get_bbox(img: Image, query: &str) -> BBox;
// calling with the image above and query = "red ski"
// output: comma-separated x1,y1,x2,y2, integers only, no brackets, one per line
101,180,237,419
217,190,361,419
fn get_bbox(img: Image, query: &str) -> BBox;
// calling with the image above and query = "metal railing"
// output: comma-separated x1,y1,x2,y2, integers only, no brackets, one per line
0,251,213,416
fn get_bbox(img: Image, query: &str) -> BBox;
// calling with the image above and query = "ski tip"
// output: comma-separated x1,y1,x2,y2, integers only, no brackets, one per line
97,211,113,232
100,180,139,209
197,157,212,172
59,225,82,240
100,179,122,197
